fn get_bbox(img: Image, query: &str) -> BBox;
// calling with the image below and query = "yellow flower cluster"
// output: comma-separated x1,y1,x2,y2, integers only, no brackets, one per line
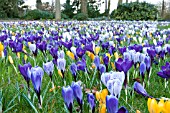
95,89,108,113
148,98,170,113
0,42,4,57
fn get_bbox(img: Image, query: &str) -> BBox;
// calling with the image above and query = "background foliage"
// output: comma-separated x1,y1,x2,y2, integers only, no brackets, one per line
110,2,158,20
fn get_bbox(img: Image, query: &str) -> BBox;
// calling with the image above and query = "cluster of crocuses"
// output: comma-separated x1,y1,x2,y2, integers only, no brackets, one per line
0,20,170,112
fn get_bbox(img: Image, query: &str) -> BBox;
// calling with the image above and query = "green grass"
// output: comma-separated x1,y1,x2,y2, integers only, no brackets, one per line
0,21,170,113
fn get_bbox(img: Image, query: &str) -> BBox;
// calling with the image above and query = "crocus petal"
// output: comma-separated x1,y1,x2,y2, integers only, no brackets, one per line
106,95,118,113
117,106,128,113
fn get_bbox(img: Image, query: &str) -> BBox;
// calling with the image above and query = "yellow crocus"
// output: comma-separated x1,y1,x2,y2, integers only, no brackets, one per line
136,110,141,113
91,63,96,69
0,42,4,51
58,69,63,78
24,55,28,61
90,53,95,61
148,98,159,113
17,52,20,59
66,51,75,60
106,53,112,60
164,100,170,113
114,52,119,60
100,89,108,103
95,46,100,55
157,99,165,113
95,91,101,101
28,42,31,46
111,62,116,70
99,104,106,113
8,56,14,64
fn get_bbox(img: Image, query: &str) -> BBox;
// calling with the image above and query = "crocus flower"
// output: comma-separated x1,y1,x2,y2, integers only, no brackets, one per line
118,46,126,55
18,62,32,84
133,81,151,98
57,58,66,74
94,56,100,69
106,95,118,113
106,95,128,113
157,62,170,79
76,60,86,72
50,47,58,59
99,64,106,75
139,62,146,81
71,82,83,112
43,61,54,80
103,54,109,71
117,106,129,113
87,93,95,113
18,62,32,98
28,43,37,55
37,41,47,54
147,98,170,113
62,86,74,113
70,63,77,81
144,56,151,74
76,47,85,58
30,66,44,107
107,79,123,98
58,50,65,59
115,58,133,87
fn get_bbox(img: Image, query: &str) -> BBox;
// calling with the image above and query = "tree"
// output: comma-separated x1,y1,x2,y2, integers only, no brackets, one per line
81,0,88,15
126,0,128,3
118,0,123,7
55,0,61,20
36,0,42,10
161,0,165,18
62,0,76,18
0,0,25,18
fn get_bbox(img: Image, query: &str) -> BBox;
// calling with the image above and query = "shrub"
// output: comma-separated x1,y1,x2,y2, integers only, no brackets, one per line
73,13,88,20
61,13,70,19
110,2,158,21
24,9,54,20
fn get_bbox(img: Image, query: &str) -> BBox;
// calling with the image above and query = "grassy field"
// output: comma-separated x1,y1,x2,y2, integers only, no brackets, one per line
0,21,170,113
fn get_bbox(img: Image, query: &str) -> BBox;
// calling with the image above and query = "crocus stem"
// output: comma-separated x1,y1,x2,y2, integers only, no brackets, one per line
92,107,95,113
12,64,18,75
27,81,31,99
125,88,128,103
74,76,76,82
80,104,83,113
38,94,42,109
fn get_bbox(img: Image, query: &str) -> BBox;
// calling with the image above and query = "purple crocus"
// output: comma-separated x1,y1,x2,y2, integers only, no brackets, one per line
37,41,47,55
30,66,44,107
62,86,74,113
87,93,95,113
118,47,126,55
117,106,129,113
157,62,170,79
76,60,86,72
76,47,85,58
144,56,151,74
70,63,77,81
115,58,133,87
99,64,106,75
94,56,100,69
43,61,54,81
50,47,58,59
106,95,118,113
139,62,146,81
71,82,83,112
18,62,32,97
103,54,109,72
57,58,66,79
133,81,151,98
18,62,32,83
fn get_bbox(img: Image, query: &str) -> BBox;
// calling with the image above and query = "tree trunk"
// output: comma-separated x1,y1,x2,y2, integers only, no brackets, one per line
108,0,110,17
126,0,128,3
81,0,88,15
136,0,139,2
161,0,165,18
36,0,42,10
105,0,108,13
55,0,61,20
118,0,123,7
